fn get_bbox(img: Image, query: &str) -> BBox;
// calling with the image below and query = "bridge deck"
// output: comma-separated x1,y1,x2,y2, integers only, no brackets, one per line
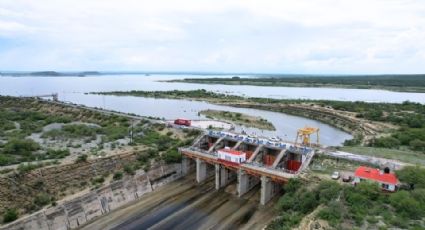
180,147,301,182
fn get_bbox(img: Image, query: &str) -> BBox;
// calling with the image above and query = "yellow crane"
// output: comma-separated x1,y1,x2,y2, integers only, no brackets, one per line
295,126,319,146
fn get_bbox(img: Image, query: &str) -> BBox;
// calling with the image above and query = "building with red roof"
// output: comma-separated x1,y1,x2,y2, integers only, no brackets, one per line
354,166,398,192
217,148,246,165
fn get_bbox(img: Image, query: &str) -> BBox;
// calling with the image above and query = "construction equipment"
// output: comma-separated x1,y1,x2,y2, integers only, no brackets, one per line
295,126,319,146
174,118,191,126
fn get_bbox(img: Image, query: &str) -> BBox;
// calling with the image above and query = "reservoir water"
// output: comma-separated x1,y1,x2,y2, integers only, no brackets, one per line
2,74,422,145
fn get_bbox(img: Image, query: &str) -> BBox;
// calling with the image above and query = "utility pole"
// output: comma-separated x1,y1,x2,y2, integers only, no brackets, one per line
129,119,134,144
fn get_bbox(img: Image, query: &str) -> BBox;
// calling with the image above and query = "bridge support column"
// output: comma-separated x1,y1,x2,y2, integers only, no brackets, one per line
260,176,281,205
196,158,207,183
182,156,190,176
215,164,234,190
237,170,260,197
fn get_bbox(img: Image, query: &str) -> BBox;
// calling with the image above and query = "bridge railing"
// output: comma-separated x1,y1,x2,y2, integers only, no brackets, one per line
180,147,218,158
243,161,298,176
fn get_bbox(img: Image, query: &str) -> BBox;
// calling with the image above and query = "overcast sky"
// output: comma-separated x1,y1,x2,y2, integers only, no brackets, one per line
0,0,424,74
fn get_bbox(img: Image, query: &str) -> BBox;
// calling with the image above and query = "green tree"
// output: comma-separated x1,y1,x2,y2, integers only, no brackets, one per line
396,166,425,189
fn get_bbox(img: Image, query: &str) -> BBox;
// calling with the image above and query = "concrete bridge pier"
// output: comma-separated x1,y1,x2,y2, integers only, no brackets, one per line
260,176,282,205
237,170,260,197
182,156,191,176
215,165,236,190
196,158,207,183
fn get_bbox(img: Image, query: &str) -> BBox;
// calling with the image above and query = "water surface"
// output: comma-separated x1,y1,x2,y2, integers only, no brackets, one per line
8,74,425,145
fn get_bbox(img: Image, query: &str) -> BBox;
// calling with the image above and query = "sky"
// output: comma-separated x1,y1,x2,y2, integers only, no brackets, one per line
0,0,424,74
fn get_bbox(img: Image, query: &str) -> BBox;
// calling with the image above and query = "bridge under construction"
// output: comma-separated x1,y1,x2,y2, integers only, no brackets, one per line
180,130,315,205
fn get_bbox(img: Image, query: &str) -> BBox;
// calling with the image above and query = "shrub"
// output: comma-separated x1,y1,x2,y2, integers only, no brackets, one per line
163,149,181,163
17,162,44,173
75,154,88,163
33,193,51,207
0,154,15,166
113,171,123,180
389,191,422,219
3,208,18,223
92,176,104,184
409,139,425,151
137,152,150,164
370,137,400,149
283,178,302,194
317,201,343,226
317,181,340,203
3,139,40,156
44,148,70,159
123,165,135,175
396,166,425,189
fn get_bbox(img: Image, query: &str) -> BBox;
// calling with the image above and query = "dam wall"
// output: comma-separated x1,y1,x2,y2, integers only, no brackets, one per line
0,163,182,230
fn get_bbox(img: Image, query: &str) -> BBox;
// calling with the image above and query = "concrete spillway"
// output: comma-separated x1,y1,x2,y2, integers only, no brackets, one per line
81,176,277,230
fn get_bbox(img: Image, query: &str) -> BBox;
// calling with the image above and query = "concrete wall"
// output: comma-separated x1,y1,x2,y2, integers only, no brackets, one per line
0,163,182,230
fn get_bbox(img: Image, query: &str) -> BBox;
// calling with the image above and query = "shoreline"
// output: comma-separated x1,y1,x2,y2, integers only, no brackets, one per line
199,109,276,131
164,79,425,93
91,90,394,144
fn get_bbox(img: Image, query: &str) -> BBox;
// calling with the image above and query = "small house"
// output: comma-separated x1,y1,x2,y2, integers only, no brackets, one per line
217,148,246,165
354,166,398,192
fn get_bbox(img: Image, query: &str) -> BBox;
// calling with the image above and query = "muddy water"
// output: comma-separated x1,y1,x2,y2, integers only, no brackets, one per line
81,175,278,230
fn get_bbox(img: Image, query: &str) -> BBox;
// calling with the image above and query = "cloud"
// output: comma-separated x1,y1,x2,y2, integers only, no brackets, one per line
0,0,424,73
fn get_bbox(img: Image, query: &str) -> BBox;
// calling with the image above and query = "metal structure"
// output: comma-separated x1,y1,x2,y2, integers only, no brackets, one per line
295,126,319,146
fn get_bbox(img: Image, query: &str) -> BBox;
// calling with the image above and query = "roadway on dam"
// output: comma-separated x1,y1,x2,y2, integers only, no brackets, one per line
80,175,278,230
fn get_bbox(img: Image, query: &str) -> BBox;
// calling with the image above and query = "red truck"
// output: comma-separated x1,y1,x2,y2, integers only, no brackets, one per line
174,119,191,126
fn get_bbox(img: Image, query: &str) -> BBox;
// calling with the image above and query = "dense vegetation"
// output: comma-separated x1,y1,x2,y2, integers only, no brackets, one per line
133,123,200,164
269,166,425,229
91,89,242,101
0,96,131,166
170,75,425,92
326,100,425,152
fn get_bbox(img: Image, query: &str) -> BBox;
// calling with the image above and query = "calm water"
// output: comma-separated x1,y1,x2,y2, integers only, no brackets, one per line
3,74,423,145
0,74,424,103
63,93,350,146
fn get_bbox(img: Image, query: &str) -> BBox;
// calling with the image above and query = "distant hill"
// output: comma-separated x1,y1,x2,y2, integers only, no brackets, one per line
0,71,101,77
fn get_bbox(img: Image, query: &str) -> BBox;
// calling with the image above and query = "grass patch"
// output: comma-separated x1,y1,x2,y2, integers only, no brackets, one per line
42,124,100,140
340,146,425,166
